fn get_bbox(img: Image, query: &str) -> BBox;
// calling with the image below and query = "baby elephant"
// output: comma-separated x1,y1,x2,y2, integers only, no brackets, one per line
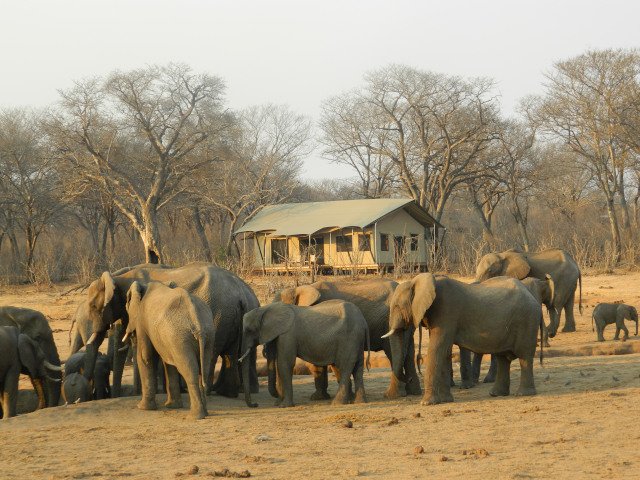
63,373,91,404
240,300,370,408
125,281,215,420
64,351,111,400
592,303,638,342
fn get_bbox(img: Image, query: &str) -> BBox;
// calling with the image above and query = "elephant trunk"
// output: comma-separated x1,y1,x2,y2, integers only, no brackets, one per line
240,337,258,408
389,329,409,384
109,324,128,397
83,329,106,382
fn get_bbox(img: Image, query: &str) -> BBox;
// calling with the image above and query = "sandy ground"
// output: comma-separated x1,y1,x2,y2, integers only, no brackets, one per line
1,272,640,479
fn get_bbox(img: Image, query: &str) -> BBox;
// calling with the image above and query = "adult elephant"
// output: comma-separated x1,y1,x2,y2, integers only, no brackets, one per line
275,279,419,399
0,306,62,407
83,262,260,398
475,248,581,335
0,326,62,418
384,274,542,405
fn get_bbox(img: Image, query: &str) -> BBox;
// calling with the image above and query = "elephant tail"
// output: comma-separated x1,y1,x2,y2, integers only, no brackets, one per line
68,317,76,346
591,311,595,332
416,325,423,376
578,272,583,315
539,312,544,365
365,323,371,372
198,333,207,392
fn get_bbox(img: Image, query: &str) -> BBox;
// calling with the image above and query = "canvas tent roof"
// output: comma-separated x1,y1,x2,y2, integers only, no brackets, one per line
234,198,442,237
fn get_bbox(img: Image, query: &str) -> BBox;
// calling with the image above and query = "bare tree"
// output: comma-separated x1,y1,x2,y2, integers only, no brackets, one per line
0,109,63,279
320,93,396,198
198,104,312,256
535,49,639,262
47,64,230,263
320,65,500,223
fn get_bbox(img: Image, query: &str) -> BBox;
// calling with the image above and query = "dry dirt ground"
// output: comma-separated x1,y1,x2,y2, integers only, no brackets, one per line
2,272,640,479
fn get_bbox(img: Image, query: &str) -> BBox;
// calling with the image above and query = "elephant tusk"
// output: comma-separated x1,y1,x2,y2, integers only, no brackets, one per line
121,332,130,343
238,349,251,363
46,375,61,383
381,329,396,339
43,360,63,372
86,332,98,345
118,345,129,353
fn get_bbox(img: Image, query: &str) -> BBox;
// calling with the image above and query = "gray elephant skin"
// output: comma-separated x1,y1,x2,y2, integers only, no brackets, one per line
65,351,111,400
472,275,556,383
275,279,417,399
592,303,638,342
0,326,62,418
475,248,582,336
386,273,542,405
240,300,370,408
63,373,92,404
83,262,260,399
0,306,62,407
125,281,215,420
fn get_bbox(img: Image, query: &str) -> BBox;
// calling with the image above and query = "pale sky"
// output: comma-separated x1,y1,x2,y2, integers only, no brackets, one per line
1,0,638,179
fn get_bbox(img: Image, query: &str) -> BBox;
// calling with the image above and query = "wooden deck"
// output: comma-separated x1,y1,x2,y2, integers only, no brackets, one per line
253,263,428,275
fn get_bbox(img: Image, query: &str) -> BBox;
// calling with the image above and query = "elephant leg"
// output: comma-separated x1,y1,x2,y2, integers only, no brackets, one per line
214,355,240,398
3,368,19,418
471,353,482,384
137,338,158,411
275,352,295,408
332,363,353,405
458,348,474,389
177,362,207,420
561,290,577,332
309,364,330,400
110,324,128,398
206,354,218,395
163,364,184,408
421,328,454,405
542,322,550,348
353,357,366,404
483,354,497,383
383,341,406,399
132,346,142,395
616,318,629,341
515,356,536,396
404,335,422,396
489,354,511,397
248,346,259,394
31,377,46,410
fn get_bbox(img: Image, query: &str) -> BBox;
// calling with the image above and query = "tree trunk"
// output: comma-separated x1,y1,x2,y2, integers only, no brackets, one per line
618,170,631,229
606,198,622,264
140,207,162,264
192,206,212,262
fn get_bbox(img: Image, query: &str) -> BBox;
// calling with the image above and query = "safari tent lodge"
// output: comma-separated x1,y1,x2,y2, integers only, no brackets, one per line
233,199,443,274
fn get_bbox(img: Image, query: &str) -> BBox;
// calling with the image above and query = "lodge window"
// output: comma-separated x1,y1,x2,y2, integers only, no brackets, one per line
336,235,352,252
380,233,389,251
358,234,371,252
271,239,287,264
394,236,406,255
410,234,419,251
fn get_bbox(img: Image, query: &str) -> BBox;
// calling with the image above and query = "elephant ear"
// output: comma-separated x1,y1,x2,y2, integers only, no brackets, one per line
17,334,39,377
258,304,295,344
101,271,117,308
544,274,556,308
126,281,145,307
410,273,437,328
295,285,321,306
502,253,530,279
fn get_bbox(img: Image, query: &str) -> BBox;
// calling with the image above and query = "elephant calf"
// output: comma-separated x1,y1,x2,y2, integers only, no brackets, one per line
63,373,91,404
240,300,370,408
0,326,62,418
125,281,215,420
65,352,111,400
592,303,638,342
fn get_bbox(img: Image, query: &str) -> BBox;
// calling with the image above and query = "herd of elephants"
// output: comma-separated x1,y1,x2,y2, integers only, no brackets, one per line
0,248,638,420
